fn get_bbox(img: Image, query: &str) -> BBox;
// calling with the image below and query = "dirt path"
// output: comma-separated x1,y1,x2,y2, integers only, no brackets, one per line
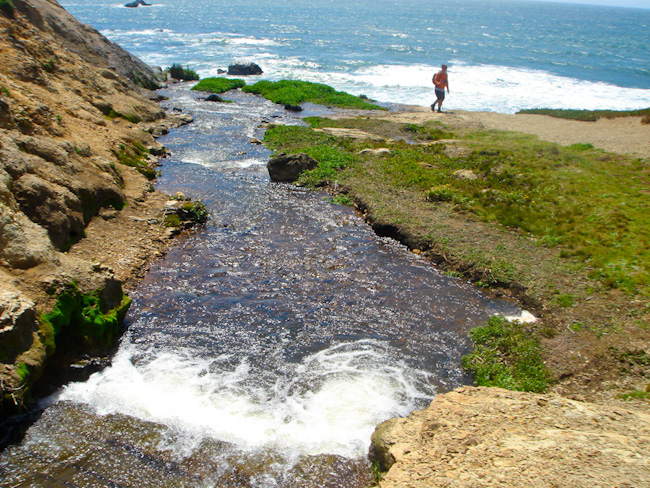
382,108,650,160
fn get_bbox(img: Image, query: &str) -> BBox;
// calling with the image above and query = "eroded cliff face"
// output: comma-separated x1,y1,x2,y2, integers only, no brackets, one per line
0,0,172,418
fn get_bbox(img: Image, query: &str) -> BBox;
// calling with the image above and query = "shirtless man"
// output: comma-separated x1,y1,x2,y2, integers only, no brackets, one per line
431,64,450,113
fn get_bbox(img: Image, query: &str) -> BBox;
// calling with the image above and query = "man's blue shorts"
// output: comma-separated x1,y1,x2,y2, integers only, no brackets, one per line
435,88,445,101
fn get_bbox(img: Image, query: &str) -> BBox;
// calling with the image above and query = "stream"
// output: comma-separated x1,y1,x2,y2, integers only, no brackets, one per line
0,85,522,487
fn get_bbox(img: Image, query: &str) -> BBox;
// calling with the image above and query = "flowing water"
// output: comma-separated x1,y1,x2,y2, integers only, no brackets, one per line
0,86,523,487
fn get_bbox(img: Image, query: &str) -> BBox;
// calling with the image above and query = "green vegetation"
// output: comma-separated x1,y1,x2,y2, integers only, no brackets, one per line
1,85,11,97
243,80,386,110
264,124,359,187
617,389,650,401
461,316,549,392
42,58,56,73
114,142,156,180
95,102,142,124
265,117,650,296
330,194,352,206
167,63,200,81
164,214,181,227
192,77,245,94
180,200,209,223
518,107,650,124
0,0,15,17
40,282,131,355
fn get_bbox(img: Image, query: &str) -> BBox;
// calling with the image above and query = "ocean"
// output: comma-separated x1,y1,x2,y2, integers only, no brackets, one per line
59,0,650,113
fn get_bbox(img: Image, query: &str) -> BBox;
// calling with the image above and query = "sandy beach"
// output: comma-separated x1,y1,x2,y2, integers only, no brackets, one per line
382,108,650,160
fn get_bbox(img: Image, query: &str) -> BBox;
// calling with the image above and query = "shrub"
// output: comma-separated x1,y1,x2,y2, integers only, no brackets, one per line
168,63,199,81
192,77,245,93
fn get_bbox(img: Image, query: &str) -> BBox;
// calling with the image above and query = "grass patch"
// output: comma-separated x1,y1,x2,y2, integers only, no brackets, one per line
243,80,386,110
265,117,650,296
167,63,199,81
305,117,454,142
517,107,650,122
263,124,358,187
192,77,245,94
330,194,352,206
462,316,549,393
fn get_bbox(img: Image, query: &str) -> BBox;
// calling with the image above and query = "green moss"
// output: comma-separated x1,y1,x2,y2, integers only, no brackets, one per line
462,316,549,393
114,142,156,180
96,103,142,124
40,282,132,354
164,214,181,227
243,80,386,110
15,362,30,383
1,85,11,97
192,77,245,94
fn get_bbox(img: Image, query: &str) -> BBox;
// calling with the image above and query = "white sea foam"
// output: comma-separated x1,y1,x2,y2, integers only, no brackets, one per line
96,27,650,114
58,340,432,458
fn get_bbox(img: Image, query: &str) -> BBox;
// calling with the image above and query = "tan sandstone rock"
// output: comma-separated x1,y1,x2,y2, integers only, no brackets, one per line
371,386,650,488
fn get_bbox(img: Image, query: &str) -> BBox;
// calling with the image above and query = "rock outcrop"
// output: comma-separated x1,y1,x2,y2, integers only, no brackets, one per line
370,386,650,487
267,152,319,182
12,0,161,89
0,0,173,420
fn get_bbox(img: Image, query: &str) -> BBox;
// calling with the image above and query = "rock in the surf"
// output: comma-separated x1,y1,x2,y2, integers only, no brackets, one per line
227,62,263,76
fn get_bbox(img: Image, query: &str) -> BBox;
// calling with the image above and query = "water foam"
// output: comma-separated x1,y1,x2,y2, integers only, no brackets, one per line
95,27,650,114
58,339,433,458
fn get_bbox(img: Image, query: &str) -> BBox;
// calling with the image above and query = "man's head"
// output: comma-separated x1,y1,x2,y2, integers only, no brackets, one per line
441,64,448,71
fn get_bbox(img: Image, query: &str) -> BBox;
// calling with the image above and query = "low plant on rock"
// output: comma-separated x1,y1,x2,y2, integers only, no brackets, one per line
114,142,156,180
179,200,208,224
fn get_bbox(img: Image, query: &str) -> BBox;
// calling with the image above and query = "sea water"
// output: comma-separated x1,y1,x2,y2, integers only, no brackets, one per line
59,0,650,113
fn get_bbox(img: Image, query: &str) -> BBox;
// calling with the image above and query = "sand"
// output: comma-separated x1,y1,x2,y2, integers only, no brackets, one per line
381,108,650,160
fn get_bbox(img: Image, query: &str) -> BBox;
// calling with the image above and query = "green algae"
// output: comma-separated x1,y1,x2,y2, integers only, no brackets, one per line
41,282,132,355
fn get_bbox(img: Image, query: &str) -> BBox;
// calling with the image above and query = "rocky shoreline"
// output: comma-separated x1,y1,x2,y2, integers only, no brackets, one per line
2,0,649,485
0,0,200,431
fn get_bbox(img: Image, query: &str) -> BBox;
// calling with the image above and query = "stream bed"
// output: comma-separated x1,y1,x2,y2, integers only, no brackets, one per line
0,85,521,487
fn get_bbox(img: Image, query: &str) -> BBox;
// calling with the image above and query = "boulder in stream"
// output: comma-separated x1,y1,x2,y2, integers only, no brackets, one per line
267,152,319,182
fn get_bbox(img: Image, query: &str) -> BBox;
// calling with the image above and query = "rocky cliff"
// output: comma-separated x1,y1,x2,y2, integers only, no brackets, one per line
371,386,650,487
0,0,178,420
